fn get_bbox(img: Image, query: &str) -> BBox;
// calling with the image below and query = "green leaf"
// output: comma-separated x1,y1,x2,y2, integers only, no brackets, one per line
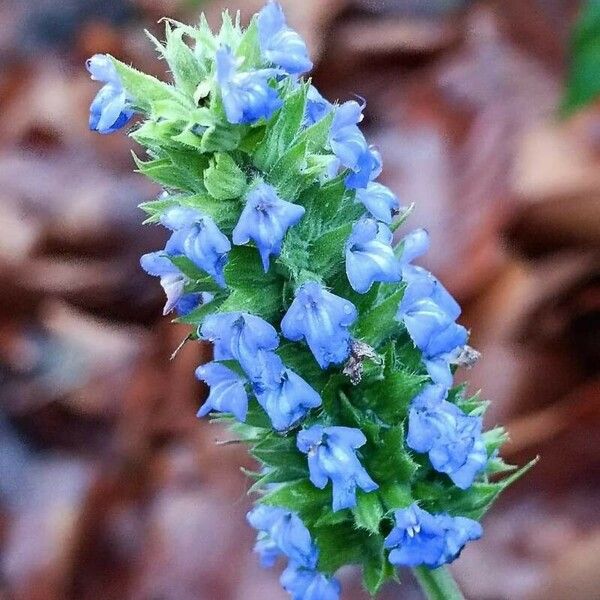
251,435,308,477
204,153,247,200
139,197,178,222
378,482,413,511
368,425,419,484
352,490,384,534
110,57,186,112
201,123,242,152
177,295,225,325
164,24,206,95
236,16,262,69
363,547,397,596
268,139,311,200
561,1,600,114
261,480,331,521
179,193,240,230
309,223,351,279
254,84,308,172
355,287,405,347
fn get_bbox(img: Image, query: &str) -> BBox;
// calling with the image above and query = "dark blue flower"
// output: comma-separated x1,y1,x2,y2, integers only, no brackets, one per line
305,85,332,126
296,425,378,511
174,292,213,316
407,385,487,489
199,312,280,382
281,282,357,369
195,362,249,422
86,54,133,134
280,563,341,600
355,182,401,224
255,368,322,431
216,46,282,124
247,505,318,569
345,146,382,190
232,182,305,271
384,504,482,568
345,218,401,293
257,2,312,75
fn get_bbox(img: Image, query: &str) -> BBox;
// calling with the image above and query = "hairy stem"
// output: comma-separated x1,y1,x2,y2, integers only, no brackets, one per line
412,566,466,600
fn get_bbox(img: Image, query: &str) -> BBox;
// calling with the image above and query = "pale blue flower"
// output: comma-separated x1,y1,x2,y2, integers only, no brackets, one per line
232,182,305,271
329,100,367,171
407,385,487,489
139,252,187,315
247,505,318,569
280,563,341,600
255,368,322,431
87,54,133,134
257,2,312,75
216,46,282,124
345,146,382,190
345,218,401,293
385,504,482,568
296,425,378,511
281,282,357,369
355,182,401,224
305,85,332,126
199,312,280,383
195,362,249,422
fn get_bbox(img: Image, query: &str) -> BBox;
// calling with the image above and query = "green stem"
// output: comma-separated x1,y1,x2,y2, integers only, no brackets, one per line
412,566,465,600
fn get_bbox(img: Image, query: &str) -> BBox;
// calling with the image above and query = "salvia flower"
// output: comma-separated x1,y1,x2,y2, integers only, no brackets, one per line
139,252,187,315
345,217,401,293
87,54,134,134
232,182,305,271
385,503,482,568
305,85,332,126
329,100,367,172
296,425,378,511
199,312,279,382
255,368,322,431
345,146,382,190
216,46,282,124
397,262,468,387
247,505,318,569
280,563,341,600
407,384,487,489
195,362,249,422
257,2,312,75
281,282,358,369
355,181,401,224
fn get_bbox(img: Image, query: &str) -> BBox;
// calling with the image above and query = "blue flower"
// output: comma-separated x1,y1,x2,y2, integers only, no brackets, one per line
281,282,357,369
407,385,487,489
257,2,312,75
247,505,318,569
296,425,378,511
329,100,368,171
384,503,482,568
355,182,401,224
345,146,382,190
174,292,213,316
232,182,305,271
280,563,341,600
199,312,280,383
195,362,249,422
139,252,187,315
86,54,134,134
346,218,401,293
397,252,468,387
255,368,322,431
305,85,332,126
216,46,282,124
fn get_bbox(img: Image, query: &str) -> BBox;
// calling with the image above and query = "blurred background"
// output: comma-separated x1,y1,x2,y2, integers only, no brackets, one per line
0,0,599,598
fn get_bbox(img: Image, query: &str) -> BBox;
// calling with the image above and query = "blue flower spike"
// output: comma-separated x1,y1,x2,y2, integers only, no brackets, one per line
232,182,305,271
257,2,313,75
87,53,134,133
297,425,378,511
95,4,526,597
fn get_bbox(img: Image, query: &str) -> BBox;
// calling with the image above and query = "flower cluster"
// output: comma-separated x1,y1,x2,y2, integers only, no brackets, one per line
88,3,526,598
